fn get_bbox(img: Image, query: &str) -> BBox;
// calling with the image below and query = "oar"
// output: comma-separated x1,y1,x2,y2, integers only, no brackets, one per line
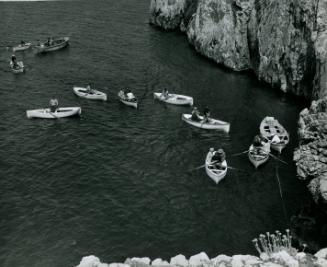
193,161,218,170
232,150,249,156
269,153,288,165
48,110,59,119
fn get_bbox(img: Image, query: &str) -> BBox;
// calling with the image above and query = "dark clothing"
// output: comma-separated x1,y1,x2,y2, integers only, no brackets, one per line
191,110,201,121
212,150,226,163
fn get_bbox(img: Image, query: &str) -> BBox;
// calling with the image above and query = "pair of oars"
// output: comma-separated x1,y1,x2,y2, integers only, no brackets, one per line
193,161,238,171
232,149,288,165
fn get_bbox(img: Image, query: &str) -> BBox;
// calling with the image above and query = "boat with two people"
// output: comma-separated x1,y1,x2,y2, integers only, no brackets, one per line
182,106,230,132
248,134,271,169
26,98,81,119
205,148,228,184
73,84,107,101
259,116,289,153
34,37,69,53
153,89,193,106
118,89,138,108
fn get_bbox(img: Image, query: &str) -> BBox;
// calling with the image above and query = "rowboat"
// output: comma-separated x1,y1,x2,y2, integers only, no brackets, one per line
248,146,270,169
34,37,69,53
182,114,230,132
10,61,24,73
205,150,227,184
13,42,32,52
153,92,193,106
118,90,138,108
26,107,81,119
73,87,107,101
259,116,289,153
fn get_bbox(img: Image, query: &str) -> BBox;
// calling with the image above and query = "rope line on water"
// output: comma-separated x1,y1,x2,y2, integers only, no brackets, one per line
275,165,289,225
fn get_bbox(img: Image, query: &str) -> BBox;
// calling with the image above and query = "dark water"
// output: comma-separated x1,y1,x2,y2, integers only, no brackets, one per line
0,1,311,267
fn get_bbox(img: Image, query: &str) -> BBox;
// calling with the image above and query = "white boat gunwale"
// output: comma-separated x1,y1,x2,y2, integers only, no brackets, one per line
205,151,228,184
182,114,230,132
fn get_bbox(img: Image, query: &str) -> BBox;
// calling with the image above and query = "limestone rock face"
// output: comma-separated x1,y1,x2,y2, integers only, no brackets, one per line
294,97,327,203
149,0,327,99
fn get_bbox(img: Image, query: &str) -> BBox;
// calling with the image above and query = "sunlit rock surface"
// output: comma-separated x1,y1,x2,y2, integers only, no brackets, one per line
76,250,327,267
149,0,327,98
294,97,327,203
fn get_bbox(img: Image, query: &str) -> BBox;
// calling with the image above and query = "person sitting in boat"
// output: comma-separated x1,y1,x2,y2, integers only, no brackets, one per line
161,88,169,99
49,98,59,113
251,135,270,154
46,37,51,46
20,40,26,45
203,106,211,123
126,89,135,100
191,107,201,121
211,148,226,169
86,84,94,94
10,55,18,68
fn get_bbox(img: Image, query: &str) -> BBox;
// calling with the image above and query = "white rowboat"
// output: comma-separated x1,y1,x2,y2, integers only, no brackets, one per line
26,107,81,119
182,114,230,132
10,61,24,73
153,92,193,106
35,37,69,53
248,146,269,169
13,42,32,52
259,116,289,153
73,87,107,101
118,91,138,108
205,151,227,184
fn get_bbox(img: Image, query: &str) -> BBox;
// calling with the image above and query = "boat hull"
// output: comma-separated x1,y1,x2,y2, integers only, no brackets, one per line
205,152,227,184
118,91,138,108
13,43,32,52
259,116,289,153
248,150,269,169
10,61,24,73
73,87,107,101
153,92,193,106
35,37,69,53
26,107,81,119
182,114,230,132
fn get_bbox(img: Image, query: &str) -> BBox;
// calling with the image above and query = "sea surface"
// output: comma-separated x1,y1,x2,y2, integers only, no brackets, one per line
0,1,311,267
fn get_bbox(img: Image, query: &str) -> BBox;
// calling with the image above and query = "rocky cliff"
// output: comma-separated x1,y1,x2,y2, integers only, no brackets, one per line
291,97,327,250
149,0,327,99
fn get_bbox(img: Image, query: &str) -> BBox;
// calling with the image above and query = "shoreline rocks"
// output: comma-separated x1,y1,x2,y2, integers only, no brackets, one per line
76,249,327,267
149,0,327,99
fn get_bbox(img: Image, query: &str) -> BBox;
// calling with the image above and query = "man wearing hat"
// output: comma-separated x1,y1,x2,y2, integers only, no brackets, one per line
211,148,226,169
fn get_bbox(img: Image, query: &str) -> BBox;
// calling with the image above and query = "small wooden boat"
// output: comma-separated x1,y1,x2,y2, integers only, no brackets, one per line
259,116,289,153
13,42,32,52
10,61,24,73
153,92,193,106
35,37,69,53
118,90,138,108
73,87,107,101
248,145,270,169
205,150,227,184
182,114,230,132
26,107,81,119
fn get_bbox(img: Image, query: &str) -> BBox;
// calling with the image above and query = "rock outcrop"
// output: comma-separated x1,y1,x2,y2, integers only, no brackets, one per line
76,250,327,267
149,0,327,99
294,97,327,203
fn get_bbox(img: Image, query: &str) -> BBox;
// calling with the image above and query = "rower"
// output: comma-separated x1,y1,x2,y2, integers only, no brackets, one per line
251,135,270,154
49,98,59,113
211,148,226,169
20,40,26,45
86,84,93,94
161,88,169,99
191,107,201,121
203,106,211,122
10,55,18,68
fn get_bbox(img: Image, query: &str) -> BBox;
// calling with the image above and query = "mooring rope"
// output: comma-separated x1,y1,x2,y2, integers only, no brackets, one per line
275,165,289,224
